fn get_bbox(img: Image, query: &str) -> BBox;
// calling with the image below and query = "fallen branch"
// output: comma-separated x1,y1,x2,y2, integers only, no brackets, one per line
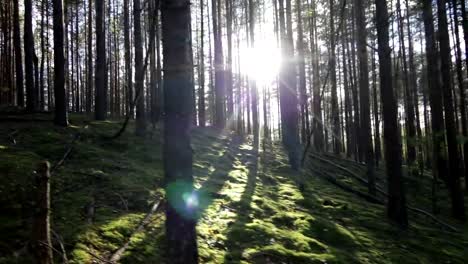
309,153,376,188
51,125,88,174
309,166,383,205
8,129,18,144
108,199,163,263
51,230,69,264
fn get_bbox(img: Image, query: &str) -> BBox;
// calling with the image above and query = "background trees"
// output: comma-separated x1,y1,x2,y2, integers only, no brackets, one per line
0,0,467,228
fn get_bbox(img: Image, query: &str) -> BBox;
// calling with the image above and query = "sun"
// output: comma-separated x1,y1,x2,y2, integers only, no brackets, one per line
239,40,281,86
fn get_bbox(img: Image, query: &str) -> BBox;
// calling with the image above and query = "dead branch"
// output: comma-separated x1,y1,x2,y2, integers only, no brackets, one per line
50,125,88,173
108,199,163,263
51,230,69,264
8,129,18,144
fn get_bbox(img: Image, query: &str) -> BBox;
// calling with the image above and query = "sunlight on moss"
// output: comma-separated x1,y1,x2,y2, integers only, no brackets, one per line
2,117,468,263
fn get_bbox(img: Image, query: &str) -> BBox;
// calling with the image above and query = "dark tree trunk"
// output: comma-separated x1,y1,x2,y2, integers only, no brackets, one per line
24,0,38,111
422,0,446,214
161,0,198,262
53,0,68,126
436,0,465,221
87,0,93,113
375,0,408,228
405,0,423,173
297,0,309,145
451,0,468,192
355,0,375,195
371,47,381,168
13,0,24,107
40,0,45,110
124,0,132,118
95,0,107,120
329,0,340,155
309,0,323,151
396,0,416,169
278,0,300,170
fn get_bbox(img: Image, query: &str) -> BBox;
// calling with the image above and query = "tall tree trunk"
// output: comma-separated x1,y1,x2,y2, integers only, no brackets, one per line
460,0,468,77
74,2,80,112
249,0,259,145
13,0,24,107
422,0,446,214
451,0,468,192
87,0,93,113
405,0,423,173
436,0,466,221
24,0,38,111
53,0,68,126
123,0,132,118
297,0,309,145
375,0,408,228
40,0,46,110
371,46,381,168
95,0,107,120
134,0,146,136
355,0,375,195
278,0,300,170
213,0,225,128
396,0,416,170
198,0,206,127
226,0,233,120
329,0,340,155
161,0,198,262
309,0,323,151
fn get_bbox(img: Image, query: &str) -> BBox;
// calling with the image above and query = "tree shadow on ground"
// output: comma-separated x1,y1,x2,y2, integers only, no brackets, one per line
222,145,259,263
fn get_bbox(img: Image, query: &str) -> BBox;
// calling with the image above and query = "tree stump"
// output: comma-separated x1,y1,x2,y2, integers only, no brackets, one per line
31,161,53,264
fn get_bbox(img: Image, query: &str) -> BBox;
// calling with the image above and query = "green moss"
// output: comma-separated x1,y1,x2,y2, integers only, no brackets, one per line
1,114,467,263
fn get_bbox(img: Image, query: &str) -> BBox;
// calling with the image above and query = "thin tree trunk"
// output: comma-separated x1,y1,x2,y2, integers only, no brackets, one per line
13,0,24,107
355,0,375,195
24,0,38,111
198,0,206,127
213,0,225,128
53,0,68,126
135,0,146,136
86,0,93,113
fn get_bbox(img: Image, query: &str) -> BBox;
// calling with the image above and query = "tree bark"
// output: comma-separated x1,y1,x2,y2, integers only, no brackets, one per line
436,0,466,221
13,0,24,107
375,0,408,228
278,0,300,170
355,0,375,195
24,0,38,111
134,0,146,136
161,0,198,262
52,0,69,126
95,0,107,120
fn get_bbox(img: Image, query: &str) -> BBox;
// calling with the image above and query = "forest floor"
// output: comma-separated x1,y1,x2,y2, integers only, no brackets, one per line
1,114,468,263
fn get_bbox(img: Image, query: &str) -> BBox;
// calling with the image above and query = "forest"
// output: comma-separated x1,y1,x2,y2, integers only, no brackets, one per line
0,0,468,263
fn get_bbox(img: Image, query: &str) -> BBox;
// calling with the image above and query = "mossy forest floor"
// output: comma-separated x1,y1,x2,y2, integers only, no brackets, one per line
1,114,468,263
